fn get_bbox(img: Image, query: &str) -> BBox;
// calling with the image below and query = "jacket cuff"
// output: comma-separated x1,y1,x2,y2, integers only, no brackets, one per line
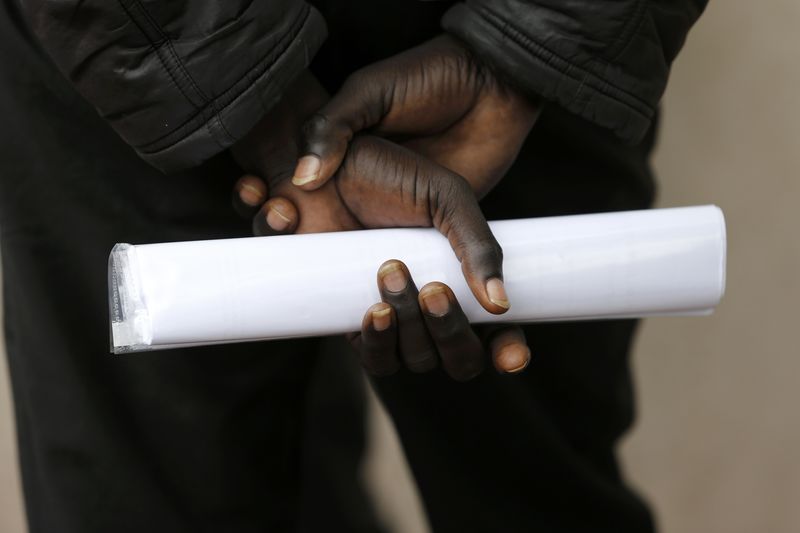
442,3,654,144
138,6,327,172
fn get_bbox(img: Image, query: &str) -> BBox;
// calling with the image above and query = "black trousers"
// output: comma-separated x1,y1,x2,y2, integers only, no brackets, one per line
1,2,657,532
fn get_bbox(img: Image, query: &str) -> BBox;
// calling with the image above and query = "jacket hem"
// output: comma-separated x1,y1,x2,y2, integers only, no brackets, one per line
442,3,654,143
136,5,327,172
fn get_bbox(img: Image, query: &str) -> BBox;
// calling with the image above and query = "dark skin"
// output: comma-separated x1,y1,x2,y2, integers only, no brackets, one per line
292,35,538,198
232,36,539,380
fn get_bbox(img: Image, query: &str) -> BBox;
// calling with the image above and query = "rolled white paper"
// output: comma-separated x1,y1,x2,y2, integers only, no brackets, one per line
109,205,726,353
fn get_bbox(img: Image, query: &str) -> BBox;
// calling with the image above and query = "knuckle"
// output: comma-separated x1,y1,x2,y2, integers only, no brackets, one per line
342,68,374,94
468,238,504,270
342,136,383,176
436,173,471,204
346,134,372,154
302,113,333,140
303,113,352,164
430,318,466,344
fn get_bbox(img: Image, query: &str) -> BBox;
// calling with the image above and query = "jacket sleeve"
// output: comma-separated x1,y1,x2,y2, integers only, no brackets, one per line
20,1,327,172
442,0,708,143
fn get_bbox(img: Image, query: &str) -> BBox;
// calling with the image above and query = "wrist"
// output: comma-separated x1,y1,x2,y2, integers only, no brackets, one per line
440,32,542,126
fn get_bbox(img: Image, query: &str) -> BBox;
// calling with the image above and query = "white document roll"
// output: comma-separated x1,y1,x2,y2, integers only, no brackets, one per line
109,205,726,353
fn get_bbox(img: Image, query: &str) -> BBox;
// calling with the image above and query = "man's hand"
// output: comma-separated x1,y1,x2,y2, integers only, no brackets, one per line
233,128,532,376
229,34,541,377
238,132,512,316
291,34,540,198
230,70,359,235
354,260,530,380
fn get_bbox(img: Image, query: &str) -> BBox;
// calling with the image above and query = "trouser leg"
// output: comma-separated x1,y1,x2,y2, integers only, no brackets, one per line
372,106,659,533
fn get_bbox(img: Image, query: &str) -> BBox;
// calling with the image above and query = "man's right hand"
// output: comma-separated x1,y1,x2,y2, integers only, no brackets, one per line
239,131,511,317
291,34,541,198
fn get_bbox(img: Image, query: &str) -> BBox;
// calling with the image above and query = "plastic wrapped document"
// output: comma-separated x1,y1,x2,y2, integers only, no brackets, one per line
109,205,726,353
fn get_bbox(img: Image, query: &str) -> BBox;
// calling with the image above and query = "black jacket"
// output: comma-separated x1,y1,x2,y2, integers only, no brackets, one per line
20,0,706,173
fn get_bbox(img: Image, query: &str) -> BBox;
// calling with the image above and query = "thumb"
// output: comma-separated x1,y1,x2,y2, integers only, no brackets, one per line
291,72,387,191
433,176,509,315
337,135,508,315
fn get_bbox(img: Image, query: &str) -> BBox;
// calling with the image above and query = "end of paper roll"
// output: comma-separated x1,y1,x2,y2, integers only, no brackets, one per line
712,205,728,303
109,243,153,354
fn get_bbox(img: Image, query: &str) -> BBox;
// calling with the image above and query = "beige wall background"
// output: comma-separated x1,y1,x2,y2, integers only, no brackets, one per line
2,1,798,531
622,1,800,532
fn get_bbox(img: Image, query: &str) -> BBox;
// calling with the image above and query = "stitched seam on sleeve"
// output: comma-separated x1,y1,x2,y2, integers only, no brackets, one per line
117,0,237,148
605,0,648,62
470,4,653,118
134,5,237,145
134,3,210,102
135,4,312,153
115,0,206,108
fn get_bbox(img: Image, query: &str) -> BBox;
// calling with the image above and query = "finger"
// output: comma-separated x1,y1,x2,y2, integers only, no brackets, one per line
486,326,530,374
418,282,484,381
293,36,487,192
377,260,438,373
335,135,509,315
292,73,387,191
232,175,268,219
358,303,400,377
434,174,509,316
252,197,299,236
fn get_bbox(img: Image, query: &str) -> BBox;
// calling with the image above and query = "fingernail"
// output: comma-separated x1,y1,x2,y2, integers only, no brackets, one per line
238,182,263,206
421,286,450,317
372,307,392,331
486,278,510,309
499,345,530,374
379,262,408,293
266,205,292,231
292,155,321,186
